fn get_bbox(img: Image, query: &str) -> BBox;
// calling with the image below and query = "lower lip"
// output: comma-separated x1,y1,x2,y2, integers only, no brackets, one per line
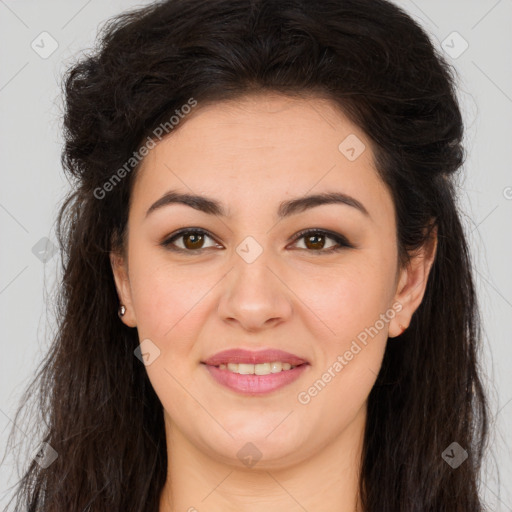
202,363,309,395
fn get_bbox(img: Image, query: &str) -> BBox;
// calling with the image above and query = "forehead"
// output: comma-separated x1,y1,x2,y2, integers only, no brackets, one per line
131,93,394,224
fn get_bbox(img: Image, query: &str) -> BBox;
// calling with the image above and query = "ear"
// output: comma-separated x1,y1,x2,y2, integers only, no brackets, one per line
110,250,137,328
388,225,438,338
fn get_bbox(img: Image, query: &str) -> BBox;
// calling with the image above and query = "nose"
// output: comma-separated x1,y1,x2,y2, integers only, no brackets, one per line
217,247,293,333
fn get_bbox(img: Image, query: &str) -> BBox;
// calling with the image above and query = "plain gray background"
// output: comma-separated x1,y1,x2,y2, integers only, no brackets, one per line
1,0,511,509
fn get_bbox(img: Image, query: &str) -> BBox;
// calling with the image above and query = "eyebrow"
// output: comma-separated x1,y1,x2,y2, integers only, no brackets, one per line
145,189,370,219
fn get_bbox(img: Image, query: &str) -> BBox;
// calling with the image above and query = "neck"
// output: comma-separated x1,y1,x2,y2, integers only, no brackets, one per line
159,405,366,512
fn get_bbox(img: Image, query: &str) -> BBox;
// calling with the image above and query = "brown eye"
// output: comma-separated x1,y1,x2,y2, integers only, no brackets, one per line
161,229,219,252
161,228,352,254
304,232,327,250
292,229,351,253
182,232,205,250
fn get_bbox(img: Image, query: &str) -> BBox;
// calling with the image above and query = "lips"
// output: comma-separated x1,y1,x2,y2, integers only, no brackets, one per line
202,348,309,367
204,363,309,395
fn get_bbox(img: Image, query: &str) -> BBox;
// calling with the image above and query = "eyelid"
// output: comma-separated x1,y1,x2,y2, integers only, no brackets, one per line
161,227,353,253
290,228,353,249
161,227,221,252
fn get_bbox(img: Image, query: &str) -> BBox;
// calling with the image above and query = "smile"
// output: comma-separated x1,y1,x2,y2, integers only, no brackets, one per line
202,362,309,395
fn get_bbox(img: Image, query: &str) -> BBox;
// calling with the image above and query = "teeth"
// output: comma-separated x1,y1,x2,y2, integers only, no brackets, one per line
217,361,296,375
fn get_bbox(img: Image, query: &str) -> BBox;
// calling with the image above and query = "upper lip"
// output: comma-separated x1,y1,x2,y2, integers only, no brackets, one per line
202,348,309,366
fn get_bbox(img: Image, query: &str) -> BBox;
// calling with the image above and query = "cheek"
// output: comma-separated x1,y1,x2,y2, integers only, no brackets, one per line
293,252,396,340
292,255,395,406
127,246,210,339
127,257,210,418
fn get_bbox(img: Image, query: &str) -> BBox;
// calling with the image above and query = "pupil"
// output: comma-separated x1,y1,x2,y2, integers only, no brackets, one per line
306,234,324,250
185,233,203,249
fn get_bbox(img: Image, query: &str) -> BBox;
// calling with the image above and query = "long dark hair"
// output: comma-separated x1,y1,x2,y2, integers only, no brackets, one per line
2,0,489,510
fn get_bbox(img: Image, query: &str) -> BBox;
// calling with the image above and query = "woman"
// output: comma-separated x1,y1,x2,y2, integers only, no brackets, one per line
2,0,489,510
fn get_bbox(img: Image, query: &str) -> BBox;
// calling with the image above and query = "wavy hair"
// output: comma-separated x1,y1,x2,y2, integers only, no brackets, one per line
2,0,489,510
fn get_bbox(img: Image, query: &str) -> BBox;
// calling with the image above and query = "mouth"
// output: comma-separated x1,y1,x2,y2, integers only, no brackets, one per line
201,348,310,395
201,360,308,375
201,347,309,367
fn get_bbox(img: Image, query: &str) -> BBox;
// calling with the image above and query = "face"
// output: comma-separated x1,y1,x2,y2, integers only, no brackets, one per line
111,93,436,469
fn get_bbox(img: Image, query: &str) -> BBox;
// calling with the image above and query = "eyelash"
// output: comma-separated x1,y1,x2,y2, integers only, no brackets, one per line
160,228,353,254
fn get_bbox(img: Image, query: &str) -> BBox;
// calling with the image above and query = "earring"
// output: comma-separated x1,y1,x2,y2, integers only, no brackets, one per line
118,305,126,318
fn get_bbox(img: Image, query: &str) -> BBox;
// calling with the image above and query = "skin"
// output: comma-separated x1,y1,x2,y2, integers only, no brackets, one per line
110,93,437,512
